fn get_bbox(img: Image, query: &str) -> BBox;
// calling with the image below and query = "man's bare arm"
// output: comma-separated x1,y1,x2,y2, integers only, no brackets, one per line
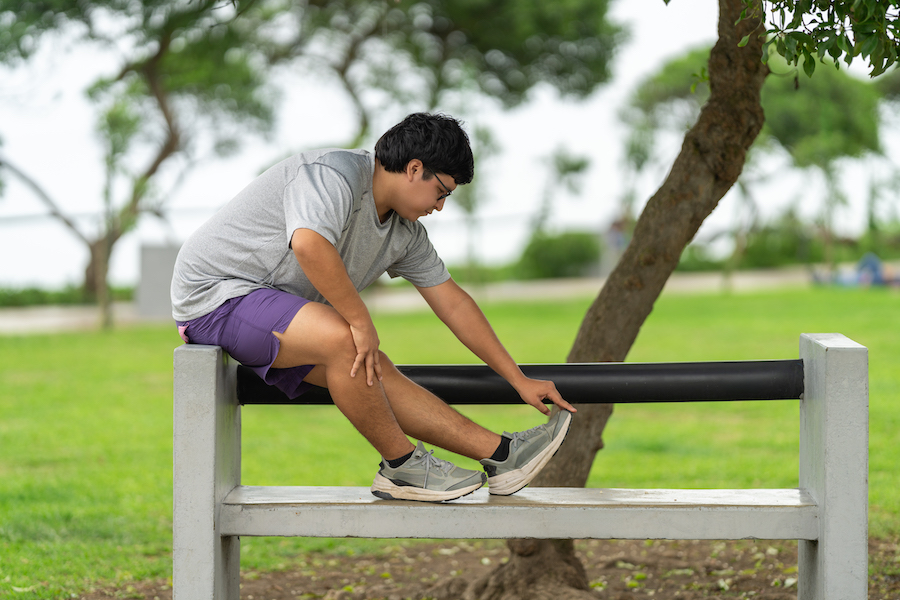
291,228,381,385
417,278,575,414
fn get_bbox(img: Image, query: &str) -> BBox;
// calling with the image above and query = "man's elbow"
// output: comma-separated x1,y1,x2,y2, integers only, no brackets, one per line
291,229,327,262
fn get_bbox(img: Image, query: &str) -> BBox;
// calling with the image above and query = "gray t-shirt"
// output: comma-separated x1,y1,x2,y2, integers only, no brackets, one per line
170,149,450,321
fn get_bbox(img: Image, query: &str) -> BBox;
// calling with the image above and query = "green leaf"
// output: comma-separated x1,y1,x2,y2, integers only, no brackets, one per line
784,34,798,54
788,5,806,29
837,34,851,54
738,34,752,47
860,34,879,57
802,55,816,77
761,39,773,63
788,31,814,45
827,41,842,59
869,51,889,77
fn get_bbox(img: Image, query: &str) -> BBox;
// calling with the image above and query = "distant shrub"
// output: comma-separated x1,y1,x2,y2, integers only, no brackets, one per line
738,226,823,268
676,213,900,272
516,231,601,280
676,245,724,272
447,263,520,284
0,285,133,307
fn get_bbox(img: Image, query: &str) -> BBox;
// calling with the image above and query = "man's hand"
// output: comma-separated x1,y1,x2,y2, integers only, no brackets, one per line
349,320,382,386
514,377,576,415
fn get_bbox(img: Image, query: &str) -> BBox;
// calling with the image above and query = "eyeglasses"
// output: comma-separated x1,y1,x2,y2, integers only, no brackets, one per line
427,169,453,201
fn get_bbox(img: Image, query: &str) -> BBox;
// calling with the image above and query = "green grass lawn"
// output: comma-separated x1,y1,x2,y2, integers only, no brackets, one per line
0,286,896,598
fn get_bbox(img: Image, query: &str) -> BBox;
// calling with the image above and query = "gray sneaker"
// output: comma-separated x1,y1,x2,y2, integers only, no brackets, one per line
371,441,487,502
480,410,572,496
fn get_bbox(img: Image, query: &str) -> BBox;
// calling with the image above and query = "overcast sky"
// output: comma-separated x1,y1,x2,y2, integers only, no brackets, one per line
0,0,890,289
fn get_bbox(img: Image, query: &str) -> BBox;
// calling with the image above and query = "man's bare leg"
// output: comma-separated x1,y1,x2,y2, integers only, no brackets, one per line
271,302,413,461
272,302,501,461
273,301,571,499
376,355,502,459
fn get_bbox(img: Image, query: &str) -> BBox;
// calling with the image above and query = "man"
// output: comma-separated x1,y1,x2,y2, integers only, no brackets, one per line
171,112,574,502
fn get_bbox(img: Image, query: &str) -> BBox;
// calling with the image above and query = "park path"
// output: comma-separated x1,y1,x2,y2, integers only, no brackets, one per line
365,265,811,314
0,266,811,335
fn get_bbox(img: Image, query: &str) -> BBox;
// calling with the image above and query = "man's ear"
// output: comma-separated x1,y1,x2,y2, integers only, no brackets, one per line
405,159,424,181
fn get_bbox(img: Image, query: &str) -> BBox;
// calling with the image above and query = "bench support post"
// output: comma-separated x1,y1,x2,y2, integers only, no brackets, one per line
173,345,241,600
798,333,868,600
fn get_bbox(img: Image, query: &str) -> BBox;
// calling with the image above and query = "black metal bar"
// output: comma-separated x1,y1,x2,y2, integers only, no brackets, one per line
237,359,805,406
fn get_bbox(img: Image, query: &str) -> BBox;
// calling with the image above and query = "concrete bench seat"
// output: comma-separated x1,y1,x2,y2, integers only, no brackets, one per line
220,485,819,540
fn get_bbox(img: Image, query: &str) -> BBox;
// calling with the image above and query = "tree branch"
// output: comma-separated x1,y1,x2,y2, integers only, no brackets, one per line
330,7,392,147
0,154,91,245
110,34,182,245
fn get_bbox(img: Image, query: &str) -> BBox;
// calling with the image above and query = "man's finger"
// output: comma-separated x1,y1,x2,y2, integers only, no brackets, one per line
372,351,383,381
365,353,376,386
550,391,576,413
350,352,365,378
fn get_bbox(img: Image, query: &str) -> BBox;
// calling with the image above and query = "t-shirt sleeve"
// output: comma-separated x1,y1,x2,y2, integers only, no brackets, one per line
386,223,451,288
283,163,353,246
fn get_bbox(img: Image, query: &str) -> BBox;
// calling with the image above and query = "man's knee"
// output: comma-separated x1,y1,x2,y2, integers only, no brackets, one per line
274,304,355,367
378,352,410,382
316,320,357,363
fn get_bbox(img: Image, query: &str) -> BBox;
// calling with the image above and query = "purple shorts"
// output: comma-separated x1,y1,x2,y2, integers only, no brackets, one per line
177,288,315,399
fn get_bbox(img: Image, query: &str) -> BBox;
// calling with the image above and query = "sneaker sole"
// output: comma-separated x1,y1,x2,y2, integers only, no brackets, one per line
487,410,572,496
371,473,485,502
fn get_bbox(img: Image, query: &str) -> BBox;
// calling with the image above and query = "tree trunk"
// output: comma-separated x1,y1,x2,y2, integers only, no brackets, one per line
444,1,769,598
85,238,114,330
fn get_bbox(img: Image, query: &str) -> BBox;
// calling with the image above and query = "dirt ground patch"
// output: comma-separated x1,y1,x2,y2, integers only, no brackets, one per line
78,537,900,600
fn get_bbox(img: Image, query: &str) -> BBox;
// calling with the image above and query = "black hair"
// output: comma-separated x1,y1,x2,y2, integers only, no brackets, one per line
374,113,474,185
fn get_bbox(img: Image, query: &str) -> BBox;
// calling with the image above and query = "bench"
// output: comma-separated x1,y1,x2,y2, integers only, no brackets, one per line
173,333,868,600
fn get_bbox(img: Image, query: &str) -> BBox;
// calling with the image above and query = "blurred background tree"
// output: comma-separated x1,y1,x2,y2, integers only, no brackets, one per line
620,44,892,279
270,0,623,146
0,0,622,327
0,0,279,326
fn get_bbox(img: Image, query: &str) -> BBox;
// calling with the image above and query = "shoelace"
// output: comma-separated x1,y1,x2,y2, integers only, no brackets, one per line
504,421,551,453
407,448,454,487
